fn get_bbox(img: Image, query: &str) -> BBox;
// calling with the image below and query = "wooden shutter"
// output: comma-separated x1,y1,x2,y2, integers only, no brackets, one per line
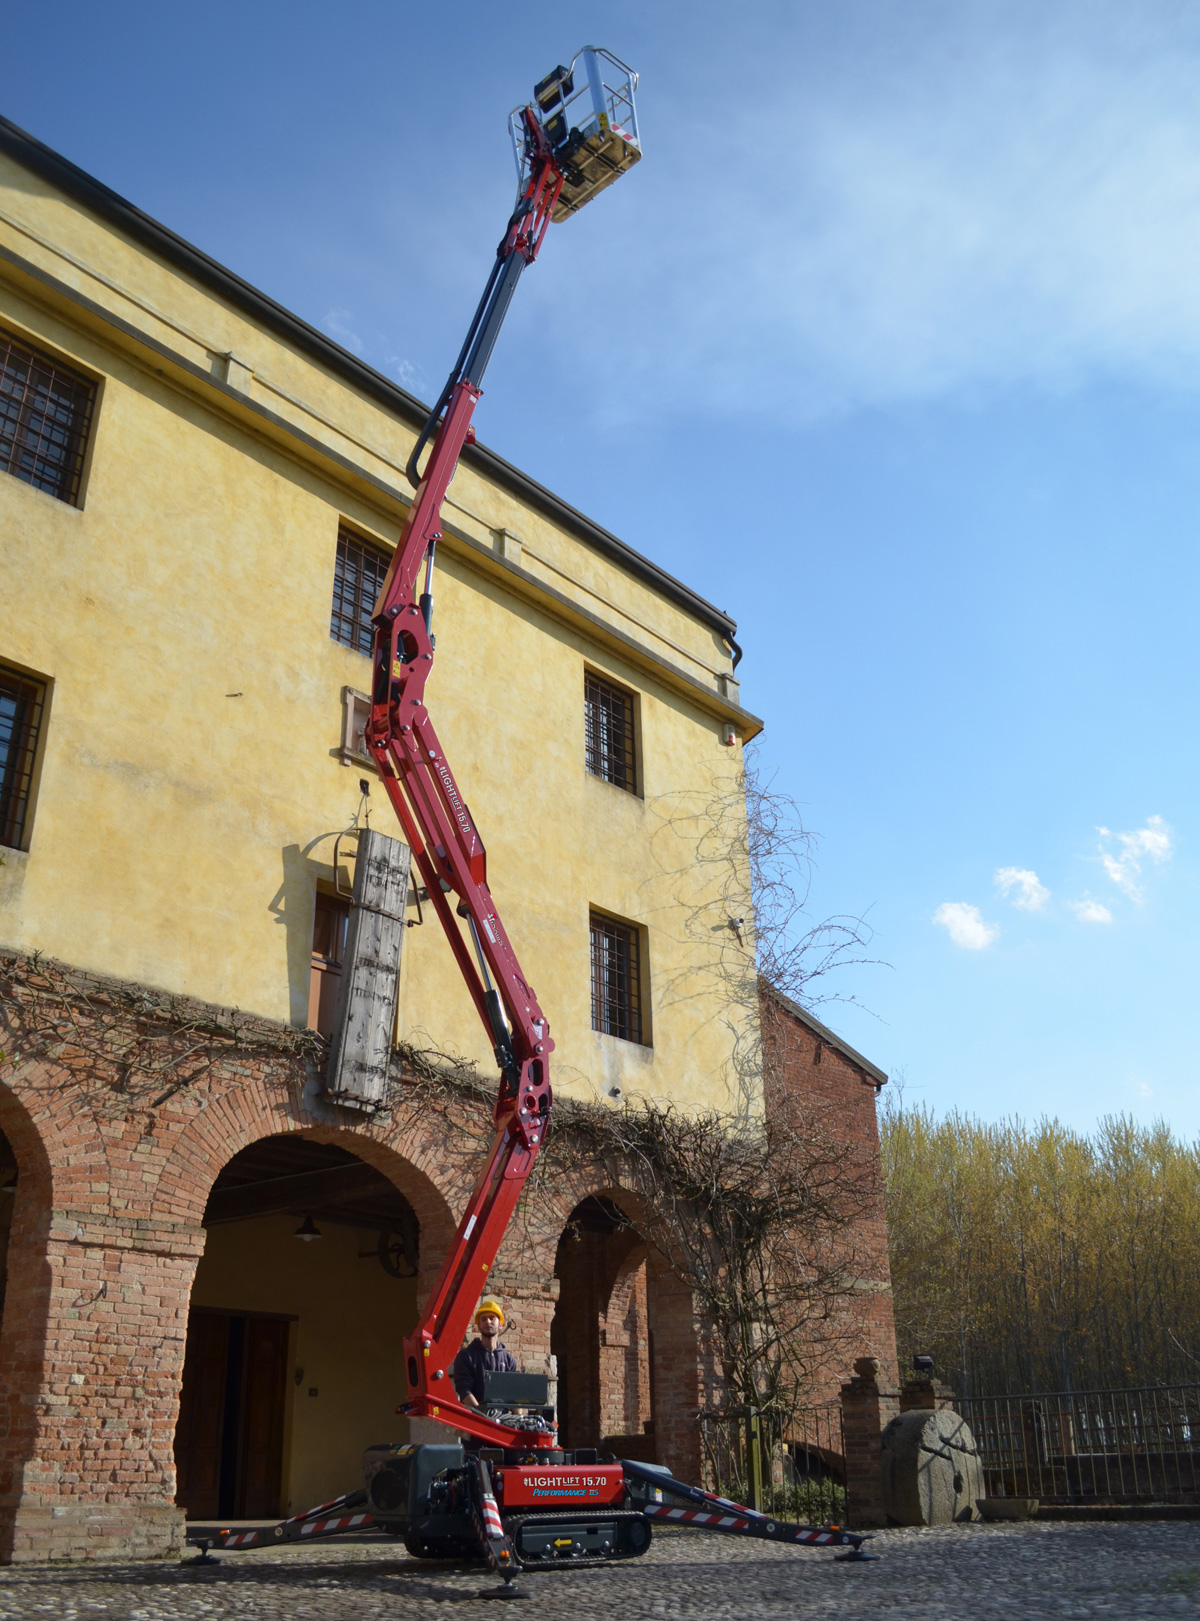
324,827,411,1110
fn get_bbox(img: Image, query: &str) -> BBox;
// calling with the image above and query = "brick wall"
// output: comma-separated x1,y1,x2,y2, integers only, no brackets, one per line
760,985,898,1405
0,951,716,1559
0,953,896,1560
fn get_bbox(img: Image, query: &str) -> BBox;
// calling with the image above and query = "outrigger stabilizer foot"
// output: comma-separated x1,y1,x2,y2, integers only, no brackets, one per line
182,1539,219,1566
835,1546,880,1562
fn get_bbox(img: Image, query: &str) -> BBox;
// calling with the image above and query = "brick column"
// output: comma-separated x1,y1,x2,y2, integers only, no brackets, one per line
3,1207,204,1563
645,1258,706,1484
839,1355,899,1528
898,1376,956,1413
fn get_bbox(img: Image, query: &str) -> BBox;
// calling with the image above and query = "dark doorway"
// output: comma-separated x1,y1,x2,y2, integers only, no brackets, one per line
552,1195,654,1455
0,1128,16,1329
175,1308,291,1519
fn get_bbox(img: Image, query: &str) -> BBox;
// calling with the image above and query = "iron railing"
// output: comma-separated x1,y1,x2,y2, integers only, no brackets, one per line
698,1401,847,1523
960,1383,1200,1504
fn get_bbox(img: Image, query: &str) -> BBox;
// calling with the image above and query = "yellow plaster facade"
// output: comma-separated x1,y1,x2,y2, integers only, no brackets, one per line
0,121,763,1114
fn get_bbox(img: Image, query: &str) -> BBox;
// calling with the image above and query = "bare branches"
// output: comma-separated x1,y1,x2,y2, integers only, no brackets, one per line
743,753,880,1014
540,1093,874,1424
0,950,323,1117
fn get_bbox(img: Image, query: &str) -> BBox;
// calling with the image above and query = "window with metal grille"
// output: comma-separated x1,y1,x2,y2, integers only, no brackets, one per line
0,331,95,505
330,528,391,653
0,667,46,850
584,671,636,792
590,912,644,1044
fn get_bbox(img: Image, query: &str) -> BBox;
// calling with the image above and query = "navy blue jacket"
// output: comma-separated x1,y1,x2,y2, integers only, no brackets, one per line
452,1337,517,1405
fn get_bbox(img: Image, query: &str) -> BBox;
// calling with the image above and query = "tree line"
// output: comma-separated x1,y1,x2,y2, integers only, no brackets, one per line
880,1105,1200,1396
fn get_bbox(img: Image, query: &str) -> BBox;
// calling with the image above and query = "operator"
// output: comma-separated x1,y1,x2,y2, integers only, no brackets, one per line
453,1297,517,1410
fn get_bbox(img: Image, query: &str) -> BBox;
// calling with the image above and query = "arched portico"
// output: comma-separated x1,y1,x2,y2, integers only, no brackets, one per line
550,1185,707,1482
0,1048,465,1563
175,1130,437,1519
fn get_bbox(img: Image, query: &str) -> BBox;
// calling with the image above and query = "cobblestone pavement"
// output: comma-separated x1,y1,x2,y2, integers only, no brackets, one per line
0,1521,1197,1620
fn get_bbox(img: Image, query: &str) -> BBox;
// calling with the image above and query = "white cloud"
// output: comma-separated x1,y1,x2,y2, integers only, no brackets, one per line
933,902,998,950
1097,815,1173,899
1070,898,1114,924
995,867,1049,911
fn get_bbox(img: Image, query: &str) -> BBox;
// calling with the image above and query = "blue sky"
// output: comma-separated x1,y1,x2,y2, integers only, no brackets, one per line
7,1,1198,1136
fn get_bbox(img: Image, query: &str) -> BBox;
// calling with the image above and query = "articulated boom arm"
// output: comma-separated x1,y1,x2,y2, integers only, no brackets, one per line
366,110,565,1450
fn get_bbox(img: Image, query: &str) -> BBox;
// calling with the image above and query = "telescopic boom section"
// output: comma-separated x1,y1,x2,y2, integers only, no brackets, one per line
365,109,567,1450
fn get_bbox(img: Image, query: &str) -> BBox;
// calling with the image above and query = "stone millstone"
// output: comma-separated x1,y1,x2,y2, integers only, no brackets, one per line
880,1409,985,1526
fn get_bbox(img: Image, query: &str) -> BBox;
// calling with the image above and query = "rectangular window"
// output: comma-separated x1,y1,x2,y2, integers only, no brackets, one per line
308,891,350,1036
0,666,46,850
590,912,644,1044
330,528,391,654
585,671,637,793
0,330,95,505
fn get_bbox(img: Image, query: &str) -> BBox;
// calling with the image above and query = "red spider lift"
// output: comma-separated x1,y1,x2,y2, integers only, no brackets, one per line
185,47,873,1584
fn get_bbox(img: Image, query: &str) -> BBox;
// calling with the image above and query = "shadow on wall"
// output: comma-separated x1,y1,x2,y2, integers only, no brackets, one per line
270,836,360,1028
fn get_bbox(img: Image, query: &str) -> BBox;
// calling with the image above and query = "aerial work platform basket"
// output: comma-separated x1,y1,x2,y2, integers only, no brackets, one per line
510,46,641,222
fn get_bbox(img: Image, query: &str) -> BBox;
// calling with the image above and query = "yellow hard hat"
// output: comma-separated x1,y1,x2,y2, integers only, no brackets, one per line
475,1297,505,1328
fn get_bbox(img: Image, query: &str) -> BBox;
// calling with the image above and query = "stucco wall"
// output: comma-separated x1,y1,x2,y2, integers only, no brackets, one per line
0,144,759,1114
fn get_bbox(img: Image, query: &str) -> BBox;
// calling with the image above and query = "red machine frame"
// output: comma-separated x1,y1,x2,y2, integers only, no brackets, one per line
367,107,566,1450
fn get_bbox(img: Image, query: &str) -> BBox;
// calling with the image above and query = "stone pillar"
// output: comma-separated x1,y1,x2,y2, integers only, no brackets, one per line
899,1375,957,1414
839,1355,899,1529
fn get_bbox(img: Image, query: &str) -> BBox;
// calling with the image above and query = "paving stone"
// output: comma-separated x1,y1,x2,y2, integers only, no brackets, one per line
0,1520,1197,1620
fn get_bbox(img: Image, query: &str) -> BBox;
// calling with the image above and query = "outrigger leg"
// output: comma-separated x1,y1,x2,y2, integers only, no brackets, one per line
620,1458,877,1560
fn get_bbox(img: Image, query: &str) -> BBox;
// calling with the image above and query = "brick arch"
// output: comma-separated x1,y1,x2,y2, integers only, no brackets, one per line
157,1078,461,1270
546,1174,708,1482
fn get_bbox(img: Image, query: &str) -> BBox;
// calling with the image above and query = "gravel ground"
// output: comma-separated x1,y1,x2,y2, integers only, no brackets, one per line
0,1520,1196,1620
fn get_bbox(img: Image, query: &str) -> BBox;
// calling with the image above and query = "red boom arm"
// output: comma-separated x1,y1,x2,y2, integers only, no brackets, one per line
367,111,564,1450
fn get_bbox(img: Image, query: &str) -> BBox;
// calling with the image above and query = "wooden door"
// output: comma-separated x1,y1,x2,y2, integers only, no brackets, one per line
239,1316,289,1518
175,1310,290,1519
175,1312,230,1518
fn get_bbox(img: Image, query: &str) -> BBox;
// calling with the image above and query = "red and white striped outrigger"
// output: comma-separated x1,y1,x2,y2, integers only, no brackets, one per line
186,1460,875,1567
620,1459,875,1558
187,1489,372,1558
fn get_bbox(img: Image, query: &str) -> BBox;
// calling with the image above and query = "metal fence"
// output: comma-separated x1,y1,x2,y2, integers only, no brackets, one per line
698,1401,847,1522
960,1383,1200,1504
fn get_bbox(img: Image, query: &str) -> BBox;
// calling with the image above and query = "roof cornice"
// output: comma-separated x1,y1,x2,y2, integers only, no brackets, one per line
761,979,887,1087
0,113,738,643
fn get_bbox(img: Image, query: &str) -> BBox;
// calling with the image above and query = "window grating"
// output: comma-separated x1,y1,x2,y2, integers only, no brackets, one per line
584,671,636,792
0,331,95,505
590,912,643,1043
331,528,391,653
0,667,46,849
